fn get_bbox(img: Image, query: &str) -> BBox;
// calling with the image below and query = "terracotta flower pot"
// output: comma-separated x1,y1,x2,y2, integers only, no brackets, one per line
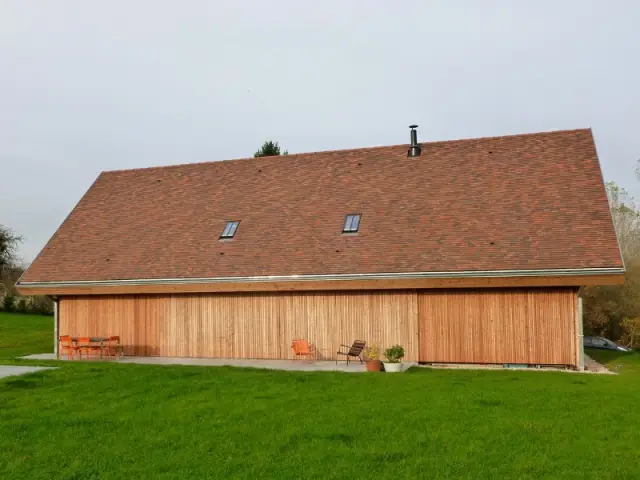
365,360,382,372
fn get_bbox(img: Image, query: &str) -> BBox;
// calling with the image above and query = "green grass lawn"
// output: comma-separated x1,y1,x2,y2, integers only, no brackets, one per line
1,312,640,479
0,313,52,362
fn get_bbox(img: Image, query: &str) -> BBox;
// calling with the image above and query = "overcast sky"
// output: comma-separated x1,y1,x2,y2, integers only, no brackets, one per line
1,1,639,263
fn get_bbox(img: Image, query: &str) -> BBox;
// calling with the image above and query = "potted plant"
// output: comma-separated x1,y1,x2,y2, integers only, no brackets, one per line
383,344,405,372
364,345,382,372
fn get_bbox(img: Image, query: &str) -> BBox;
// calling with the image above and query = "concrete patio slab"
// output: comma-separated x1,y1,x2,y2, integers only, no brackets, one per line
0,365,56,380
19,353,56,360
18,353,417,372
119,357,416,372
19,354,609,374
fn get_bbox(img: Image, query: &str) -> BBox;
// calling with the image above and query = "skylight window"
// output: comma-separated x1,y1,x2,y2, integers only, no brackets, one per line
343,214,361,233
220,221,240,239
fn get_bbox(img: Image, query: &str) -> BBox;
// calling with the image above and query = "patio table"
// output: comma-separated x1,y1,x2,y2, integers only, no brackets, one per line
71,337,109,343
71,337,109,359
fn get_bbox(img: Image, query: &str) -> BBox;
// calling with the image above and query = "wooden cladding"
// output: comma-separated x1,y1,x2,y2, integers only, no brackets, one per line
59,291,419,361
58,287,579,366
17,273,623,296
418,288,578,366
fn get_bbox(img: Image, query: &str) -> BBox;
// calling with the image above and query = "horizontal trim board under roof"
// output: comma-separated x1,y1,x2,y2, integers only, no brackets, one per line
16,267,624,291
16,275,622,296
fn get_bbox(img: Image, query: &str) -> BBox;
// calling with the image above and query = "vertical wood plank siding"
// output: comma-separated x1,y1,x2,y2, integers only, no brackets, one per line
418,288,577,365
58,287,577,365
59,291,420,360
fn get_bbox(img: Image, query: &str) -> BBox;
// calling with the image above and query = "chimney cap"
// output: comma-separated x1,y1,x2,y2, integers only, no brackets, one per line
409,124,418,129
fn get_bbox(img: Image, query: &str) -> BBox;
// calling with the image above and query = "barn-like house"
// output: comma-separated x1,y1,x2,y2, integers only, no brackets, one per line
17,127,623,369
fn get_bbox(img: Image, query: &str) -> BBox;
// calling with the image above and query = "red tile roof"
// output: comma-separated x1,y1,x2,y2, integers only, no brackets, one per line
21,128,622,283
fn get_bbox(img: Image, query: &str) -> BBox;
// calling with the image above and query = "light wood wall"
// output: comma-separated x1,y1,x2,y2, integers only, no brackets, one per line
58,287,578,365
418,288,578,366
58,291,419,360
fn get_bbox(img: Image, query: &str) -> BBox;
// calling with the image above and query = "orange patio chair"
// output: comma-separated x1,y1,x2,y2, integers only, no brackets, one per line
104,336,123,359
77,336,101,360
58,335,77,360
291,339,317,361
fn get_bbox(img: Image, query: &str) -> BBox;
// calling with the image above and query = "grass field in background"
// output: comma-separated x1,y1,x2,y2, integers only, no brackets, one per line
1,312,639,479
0,313,52,362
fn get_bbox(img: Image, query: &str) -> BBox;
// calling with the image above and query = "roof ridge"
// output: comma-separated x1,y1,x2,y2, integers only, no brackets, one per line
102,127,591,175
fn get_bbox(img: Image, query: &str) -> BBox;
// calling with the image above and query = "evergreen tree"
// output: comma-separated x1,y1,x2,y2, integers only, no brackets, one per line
254,141,288,157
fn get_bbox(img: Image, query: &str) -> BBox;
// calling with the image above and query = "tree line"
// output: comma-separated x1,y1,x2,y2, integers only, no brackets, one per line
0,225,54,314
582,180,640,348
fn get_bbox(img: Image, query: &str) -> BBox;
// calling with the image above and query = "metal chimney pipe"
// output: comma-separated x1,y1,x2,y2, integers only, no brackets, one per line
407,125,421,157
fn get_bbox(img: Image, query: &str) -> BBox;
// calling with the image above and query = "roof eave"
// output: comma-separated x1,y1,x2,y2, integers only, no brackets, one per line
16,267,625,295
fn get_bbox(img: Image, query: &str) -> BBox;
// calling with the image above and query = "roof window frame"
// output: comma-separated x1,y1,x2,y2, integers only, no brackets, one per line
220,220,240,239
342,214,361,233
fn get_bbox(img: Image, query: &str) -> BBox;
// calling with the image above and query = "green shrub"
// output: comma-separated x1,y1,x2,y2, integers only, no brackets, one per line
2,294,16,312
384,344,405,363
16,298,28,313
28,296,54,316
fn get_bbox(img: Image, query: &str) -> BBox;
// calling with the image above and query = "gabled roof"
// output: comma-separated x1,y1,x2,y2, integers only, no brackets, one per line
20,128,623,285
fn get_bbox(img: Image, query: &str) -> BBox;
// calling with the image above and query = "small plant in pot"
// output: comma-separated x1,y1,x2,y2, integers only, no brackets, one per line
383,344,405,372
364,345,382,372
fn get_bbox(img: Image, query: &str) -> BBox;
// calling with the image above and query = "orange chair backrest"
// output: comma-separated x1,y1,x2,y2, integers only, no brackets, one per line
59,335,73,347
77,336,91,344
108,336,120,345
291,339,310,355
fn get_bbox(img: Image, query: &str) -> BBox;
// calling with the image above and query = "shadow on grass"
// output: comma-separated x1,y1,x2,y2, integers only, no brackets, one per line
4,378,39,389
